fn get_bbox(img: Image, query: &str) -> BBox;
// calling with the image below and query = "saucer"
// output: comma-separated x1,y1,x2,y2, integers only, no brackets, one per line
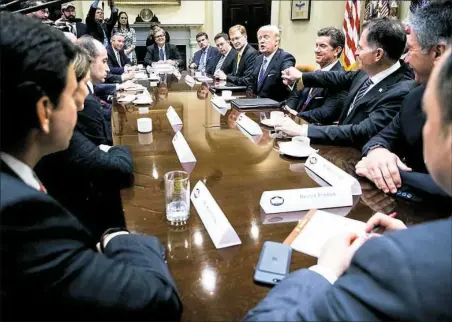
279,141,318,158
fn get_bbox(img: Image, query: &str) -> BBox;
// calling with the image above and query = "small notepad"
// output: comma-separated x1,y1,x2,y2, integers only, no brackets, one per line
287,210,366,258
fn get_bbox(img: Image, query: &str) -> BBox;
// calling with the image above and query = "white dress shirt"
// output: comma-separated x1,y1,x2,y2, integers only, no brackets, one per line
1,152,41,191
362,60,401,98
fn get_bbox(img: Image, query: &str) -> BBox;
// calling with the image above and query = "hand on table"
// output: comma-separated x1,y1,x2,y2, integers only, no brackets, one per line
214,70,227,80
364,212,407,234
274,117,304,137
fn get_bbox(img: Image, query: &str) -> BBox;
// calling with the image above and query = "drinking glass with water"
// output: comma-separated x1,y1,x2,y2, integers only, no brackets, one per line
164,171,190,225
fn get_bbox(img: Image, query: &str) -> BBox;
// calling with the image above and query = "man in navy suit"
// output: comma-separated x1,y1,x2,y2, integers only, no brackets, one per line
284,27,347,121
214,25,258,85
355,2,452,197
0,12,182,320
189,32,219,73
206,33,238,76
277,18,415,149
107,33,135,75
246,25,296,102
244,47,452,322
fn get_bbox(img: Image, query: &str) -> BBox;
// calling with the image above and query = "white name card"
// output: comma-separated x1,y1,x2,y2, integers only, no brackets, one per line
172,131,196,163
185,75,196,87
236,113,263,136
166,106,183,128
138,107,149,114
173,70,182,80
304,153,362,195
191,181,241,249
211,97,229,109
260,186,353,214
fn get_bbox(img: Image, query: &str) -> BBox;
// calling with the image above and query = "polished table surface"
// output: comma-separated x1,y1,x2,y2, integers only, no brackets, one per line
112,73,450,321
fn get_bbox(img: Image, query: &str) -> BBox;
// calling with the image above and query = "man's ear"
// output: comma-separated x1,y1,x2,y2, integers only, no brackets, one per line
36,96,53,134
433,42,447,61
334,46,343,58
375,48,384,62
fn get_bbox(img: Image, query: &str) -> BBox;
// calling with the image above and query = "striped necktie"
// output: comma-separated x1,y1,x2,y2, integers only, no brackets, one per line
198,50,207,72
257,57,268,87
347,77,373,115
215,54,226,73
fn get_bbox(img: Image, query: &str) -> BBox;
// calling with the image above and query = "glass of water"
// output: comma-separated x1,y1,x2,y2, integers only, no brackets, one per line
164,170,190,225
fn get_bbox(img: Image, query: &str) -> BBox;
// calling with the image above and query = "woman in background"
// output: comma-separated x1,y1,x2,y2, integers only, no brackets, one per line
112,11,137,65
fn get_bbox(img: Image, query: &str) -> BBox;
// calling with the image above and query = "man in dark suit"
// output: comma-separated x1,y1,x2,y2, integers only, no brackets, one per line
0,13,182,320
144,27,184,67
284,27,347,121
107,34,134,75
355,2,452,195
55,2,87,38
244,47,452,322
86,0,118,47
278,17,415,148
189,32,220,73
206,33,237,76
247,25,296,102
77,36,114,143
213,25,258,85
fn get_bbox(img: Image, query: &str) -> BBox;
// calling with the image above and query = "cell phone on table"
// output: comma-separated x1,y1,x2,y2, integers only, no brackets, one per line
253,241,292,286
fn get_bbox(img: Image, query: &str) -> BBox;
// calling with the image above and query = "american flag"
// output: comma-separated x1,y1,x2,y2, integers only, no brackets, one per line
342,0,361,70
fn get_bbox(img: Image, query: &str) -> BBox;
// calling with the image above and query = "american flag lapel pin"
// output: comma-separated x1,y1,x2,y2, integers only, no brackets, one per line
379,88,383,92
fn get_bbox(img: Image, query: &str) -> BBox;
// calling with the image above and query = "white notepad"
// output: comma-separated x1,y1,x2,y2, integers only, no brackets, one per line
290,210,366,258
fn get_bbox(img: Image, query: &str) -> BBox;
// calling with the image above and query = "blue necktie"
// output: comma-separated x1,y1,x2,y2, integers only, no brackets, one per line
159,48,165,61
258,58,268,87
198,50,206,72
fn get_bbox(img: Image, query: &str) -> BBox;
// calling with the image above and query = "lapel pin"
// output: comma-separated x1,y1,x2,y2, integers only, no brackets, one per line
378,88,383,92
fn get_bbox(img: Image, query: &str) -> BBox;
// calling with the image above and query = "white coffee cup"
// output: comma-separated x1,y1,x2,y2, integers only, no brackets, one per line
137,117,152,133
195,71,202,77
270,111,284,120
292,136,310,147
222,90,232,98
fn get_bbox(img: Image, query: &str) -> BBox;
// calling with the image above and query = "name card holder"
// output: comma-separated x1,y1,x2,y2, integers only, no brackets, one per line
236,113,263,136
260,186,353,214
167,106,183,132
304,153,362,195
191,181,241,249
185,75,196,88
172,131,196,173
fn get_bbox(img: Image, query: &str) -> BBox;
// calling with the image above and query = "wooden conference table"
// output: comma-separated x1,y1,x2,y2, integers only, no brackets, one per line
112,72,450,321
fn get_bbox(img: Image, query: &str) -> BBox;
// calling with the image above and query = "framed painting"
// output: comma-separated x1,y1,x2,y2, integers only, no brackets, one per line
115,0,181,5
291,0,311,21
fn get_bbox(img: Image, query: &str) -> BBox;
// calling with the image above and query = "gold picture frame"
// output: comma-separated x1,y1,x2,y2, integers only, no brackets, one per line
115,0,181,5
291,0,311,21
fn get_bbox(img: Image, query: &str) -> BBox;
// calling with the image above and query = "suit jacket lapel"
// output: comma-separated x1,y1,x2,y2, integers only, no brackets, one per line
153,44,160,61
258,49,280,91
339,73,368,123
237,44,249,73
165,45,171,60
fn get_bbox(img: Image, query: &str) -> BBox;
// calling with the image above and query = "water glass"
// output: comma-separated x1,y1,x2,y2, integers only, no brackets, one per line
164,171,190,225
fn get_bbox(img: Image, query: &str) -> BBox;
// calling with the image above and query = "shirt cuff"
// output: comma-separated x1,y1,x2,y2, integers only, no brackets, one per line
103,231,130,249
300,124,309,137
309,265,339,284
116,84,120,90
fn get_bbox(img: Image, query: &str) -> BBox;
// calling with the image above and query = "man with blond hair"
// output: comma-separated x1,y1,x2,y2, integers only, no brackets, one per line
247,25,295,102
215,25,258,85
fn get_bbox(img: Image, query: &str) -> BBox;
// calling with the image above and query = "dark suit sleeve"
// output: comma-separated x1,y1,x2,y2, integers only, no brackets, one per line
106,7,118,36
244,235,421,321
144,46,154,67
105,72,122,84
226,49,259,86
362,111,402,156
2,199,182,320
64,131,134,190
307,86,410,147
300,90,347,124
85,2,97,28
108,62,125,75
303,70,358,90
286,90,303,110
281,52,296,71
94,84,117,102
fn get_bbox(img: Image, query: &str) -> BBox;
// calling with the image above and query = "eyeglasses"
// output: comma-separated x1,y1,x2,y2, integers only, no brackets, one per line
230,35,244,42
155,34,165,39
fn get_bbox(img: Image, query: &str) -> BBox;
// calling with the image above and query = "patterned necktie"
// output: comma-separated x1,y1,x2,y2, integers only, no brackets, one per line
159,48,165,61
257,57,268,87
198,50,206,72
347,77,373,115
215,54,226,73
300,88,318,112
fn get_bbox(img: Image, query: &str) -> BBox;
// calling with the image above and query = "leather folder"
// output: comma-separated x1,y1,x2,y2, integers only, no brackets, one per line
231,98,280,109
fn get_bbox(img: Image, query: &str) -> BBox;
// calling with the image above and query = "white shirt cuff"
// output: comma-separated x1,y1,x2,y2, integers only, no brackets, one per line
300,124,309,137
103,231,130,249
309,265,339,285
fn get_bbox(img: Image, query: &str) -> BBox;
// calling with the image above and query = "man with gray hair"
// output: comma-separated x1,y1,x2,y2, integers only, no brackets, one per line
247,25,295,102
356,1,452,198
